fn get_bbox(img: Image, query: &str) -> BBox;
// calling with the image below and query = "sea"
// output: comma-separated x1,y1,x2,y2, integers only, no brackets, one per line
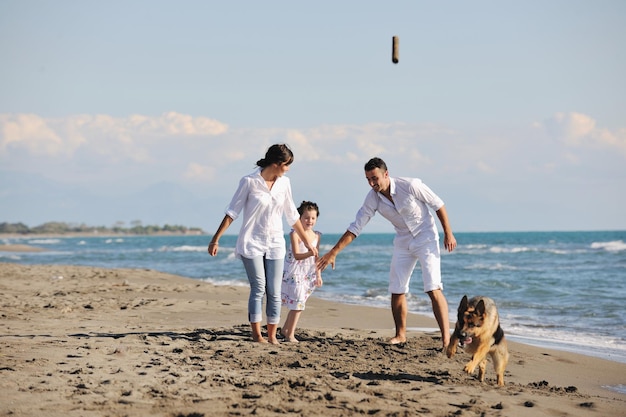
2,231,625,366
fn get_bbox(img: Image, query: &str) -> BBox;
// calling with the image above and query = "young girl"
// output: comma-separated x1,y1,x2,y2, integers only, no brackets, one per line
280,201,323,343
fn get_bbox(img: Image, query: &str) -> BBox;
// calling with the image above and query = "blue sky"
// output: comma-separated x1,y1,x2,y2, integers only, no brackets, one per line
1,1,625,233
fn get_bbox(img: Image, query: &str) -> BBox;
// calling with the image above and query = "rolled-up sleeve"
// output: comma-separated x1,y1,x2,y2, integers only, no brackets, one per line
225,176,249,220
411,179,444,212
347,191,378,237
282,178,300,227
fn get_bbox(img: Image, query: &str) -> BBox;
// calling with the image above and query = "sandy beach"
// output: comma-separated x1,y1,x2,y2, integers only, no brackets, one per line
1,261,624,417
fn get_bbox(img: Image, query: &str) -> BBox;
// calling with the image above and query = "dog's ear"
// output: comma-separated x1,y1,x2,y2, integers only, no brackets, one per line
475,299,486,316
458,295,468,321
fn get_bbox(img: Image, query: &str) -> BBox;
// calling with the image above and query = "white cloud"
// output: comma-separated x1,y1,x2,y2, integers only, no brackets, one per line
1,111,624,232
284,129,320,161
0,113,66,155
540,111,626,155
543,112,595,145
2,111,624,194
117,112,228,136
591,127,626,150
281,122,456,167
184,162,215,182
0,112,229,161
476,160,496,174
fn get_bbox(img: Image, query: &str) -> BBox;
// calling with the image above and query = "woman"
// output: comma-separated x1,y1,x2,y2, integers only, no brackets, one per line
208,144,317,344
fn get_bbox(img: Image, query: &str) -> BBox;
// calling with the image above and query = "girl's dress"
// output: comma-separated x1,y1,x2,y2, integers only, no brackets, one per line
281,231,321,311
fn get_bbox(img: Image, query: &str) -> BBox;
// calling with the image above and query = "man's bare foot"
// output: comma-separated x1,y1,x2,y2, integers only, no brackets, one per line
267,337,280,345
252,336,268,343
389,336,406,344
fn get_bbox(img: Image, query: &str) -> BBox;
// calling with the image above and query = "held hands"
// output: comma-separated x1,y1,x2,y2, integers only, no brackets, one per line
314,275,323,287
316,252,336,272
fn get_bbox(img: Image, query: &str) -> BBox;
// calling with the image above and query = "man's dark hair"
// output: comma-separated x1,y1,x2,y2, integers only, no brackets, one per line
364,157,387,172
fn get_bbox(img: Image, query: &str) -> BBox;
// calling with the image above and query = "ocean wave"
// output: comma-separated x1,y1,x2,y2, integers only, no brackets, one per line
464,263,518,271
463,244,489,250
317,292,389,309
543,248,587,255
506,330,626,364
362,287,389,298
603,384,626,395
158,245,207,252
489,246,533,254
104,238,125,244
590,240,626,252
456,245,535,255
27,239,61,245
459,245,593,256
200,277,247,287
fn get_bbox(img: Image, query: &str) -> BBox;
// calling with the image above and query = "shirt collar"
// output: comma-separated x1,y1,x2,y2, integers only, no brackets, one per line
376,177,396,202
255,167,269,182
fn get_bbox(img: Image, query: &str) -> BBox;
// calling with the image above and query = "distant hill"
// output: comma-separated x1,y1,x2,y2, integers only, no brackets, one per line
0,221,204,235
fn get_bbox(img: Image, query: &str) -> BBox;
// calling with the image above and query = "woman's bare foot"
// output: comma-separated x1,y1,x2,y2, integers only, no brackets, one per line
283,336,299,343
389,336,406,344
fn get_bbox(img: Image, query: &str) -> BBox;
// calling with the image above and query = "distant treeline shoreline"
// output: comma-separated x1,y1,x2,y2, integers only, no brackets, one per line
0,221,205,236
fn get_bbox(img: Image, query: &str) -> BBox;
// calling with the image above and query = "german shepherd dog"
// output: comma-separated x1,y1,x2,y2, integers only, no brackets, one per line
446,295,509,386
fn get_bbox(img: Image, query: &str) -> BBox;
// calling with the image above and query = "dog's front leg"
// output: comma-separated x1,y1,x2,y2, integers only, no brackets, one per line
464,343,490,375
477,359,487,382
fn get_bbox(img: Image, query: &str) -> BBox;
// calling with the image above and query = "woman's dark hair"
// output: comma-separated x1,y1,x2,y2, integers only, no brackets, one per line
256,144,294,168
297,201,319,217
364,157,387,172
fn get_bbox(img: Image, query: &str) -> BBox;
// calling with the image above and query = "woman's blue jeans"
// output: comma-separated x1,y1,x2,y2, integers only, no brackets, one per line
241,255,284,324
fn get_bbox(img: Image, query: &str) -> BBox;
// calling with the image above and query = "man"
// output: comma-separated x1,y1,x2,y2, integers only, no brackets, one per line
317,157,457,348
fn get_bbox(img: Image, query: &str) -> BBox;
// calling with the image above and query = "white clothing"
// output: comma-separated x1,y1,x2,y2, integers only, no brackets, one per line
281,231,321,311
347,176,445,294
348,177,444,247
225,169,300,260
389,239,442,294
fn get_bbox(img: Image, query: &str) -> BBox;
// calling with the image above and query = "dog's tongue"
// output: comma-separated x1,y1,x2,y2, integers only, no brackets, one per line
462,336,472,345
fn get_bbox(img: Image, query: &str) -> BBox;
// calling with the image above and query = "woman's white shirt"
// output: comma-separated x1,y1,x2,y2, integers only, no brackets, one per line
225,169,300,260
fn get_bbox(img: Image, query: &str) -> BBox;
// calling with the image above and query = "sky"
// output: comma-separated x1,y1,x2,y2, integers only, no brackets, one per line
1,1,625,234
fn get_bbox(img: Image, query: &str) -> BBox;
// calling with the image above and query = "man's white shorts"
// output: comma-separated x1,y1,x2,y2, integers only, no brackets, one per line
388,238,442,294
